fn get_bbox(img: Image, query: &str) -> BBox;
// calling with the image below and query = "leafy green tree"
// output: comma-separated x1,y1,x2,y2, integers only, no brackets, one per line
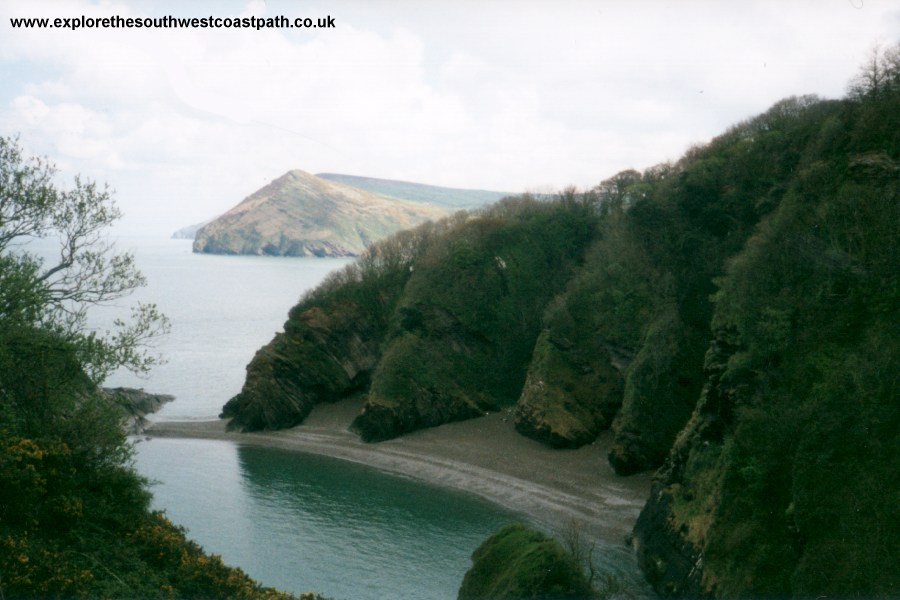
0,136,307,598
0,135,169,384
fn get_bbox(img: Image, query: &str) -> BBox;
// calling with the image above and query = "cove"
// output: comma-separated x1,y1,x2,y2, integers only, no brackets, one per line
134,437,524,600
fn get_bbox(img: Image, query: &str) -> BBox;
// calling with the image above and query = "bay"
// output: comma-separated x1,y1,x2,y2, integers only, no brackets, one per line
69,237,652,599
135,438,523,600
101,238,526,599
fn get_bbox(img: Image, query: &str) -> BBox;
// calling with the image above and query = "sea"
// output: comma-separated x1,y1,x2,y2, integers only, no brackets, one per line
83,237,647,599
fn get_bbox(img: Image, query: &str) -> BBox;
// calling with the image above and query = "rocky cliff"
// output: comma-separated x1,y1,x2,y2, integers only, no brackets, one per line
222,54,900,598
193,170,446,257
221,299,385,431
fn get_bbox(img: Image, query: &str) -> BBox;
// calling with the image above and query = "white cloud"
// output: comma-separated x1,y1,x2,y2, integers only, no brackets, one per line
1,0,897,234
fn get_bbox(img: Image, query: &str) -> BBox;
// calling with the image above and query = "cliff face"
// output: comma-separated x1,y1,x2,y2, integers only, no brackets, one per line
513,316,623,449
631,92,900,596
194,170,446,257
350,200,598,441
224,198,600,439
222,68,899,598
221,300,385,432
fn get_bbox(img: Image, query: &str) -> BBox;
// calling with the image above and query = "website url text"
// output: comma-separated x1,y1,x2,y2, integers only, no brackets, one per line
9,15,336,31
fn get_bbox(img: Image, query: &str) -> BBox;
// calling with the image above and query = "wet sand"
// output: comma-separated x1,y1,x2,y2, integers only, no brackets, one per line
146,397,652,546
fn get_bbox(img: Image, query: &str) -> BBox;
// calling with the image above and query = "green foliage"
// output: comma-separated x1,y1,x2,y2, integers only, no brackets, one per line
0,137,304,599
458,524,594,600
593,92,858,473
639,60,900,597
0,135,169,382
355,194,599,439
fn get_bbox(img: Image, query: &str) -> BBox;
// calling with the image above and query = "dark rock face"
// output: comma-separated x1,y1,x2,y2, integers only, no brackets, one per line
513,329,624,449
632,487,707,598
607,312,706,475
221,302,382,432
629,335,748,596
351,389,488,443
350,303,501,442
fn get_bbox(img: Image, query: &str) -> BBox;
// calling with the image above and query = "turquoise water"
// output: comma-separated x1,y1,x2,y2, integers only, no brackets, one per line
101,238,526,598
134,439,524,599
93,237,647,599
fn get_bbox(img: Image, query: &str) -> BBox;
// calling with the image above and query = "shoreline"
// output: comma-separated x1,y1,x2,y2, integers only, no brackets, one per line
145,396,653,547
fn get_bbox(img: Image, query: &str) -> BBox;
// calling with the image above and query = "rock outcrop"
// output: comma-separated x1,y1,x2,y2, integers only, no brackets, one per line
513,327,623,449
348,202,598,442
194,170,446,257
349,304,500,442
101,387,174,433
221,300,384,432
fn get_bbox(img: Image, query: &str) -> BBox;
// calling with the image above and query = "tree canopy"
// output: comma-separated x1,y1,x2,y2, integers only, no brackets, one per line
0,136,306,598
0,135,169,383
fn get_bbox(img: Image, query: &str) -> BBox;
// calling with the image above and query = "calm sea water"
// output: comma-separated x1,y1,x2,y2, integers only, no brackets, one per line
75,237,650,599
101,237,352,420
136,439,523,600
96,238,526,599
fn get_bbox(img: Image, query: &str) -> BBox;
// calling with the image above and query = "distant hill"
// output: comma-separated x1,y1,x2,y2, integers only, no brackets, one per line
316,173,510,209
193,170,447,257
171,221,209,240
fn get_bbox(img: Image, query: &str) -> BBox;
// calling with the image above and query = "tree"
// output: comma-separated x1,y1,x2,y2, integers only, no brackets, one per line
847,42,900,100
0,135,307,600
0,135,169,383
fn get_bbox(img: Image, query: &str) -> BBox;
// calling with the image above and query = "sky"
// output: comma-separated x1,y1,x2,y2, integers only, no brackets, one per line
1,0,898,236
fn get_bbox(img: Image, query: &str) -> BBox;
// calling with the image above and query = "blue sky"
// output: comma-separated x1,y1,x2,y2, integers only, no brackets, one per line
2,0,898,235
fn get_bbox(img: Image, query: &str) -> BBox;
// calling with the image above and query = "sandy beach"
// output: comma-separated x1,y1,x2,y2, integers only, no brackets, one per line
146,397,653,547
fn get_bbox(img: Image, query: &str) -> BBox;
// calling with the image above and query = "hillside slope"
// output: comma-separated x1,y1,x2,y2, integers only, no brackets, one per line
223,48,899,598
632,79,899,597
316,173,510,209
193,170,447,257
221,197,598,433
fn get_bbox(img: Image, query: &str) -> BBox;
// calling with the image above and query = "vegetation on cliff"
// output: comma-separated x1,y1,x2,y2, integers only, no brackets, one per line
223,195,600,434
457,524,594,600
227,44,899,598
633,45,900,598
0,136,304,598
